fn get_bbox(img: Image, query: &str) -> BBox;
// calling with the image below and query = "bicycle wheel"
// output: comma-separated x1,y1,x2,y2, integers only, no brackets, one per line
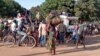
27,36,36,48
3,35,15,46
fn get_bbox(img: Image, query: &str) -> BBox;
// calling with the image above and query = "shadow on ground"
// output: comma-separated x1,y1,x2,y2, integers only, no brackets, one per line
21,35,100,56
21,45,100,56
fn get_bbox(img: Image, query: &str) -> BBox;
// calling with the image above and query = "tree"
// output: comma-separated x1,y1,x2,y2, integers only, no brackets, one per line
30,6,45,21
39,0,99,21
40,0,74,15
95,0,100,19
74,0,96,21
0,0,24,18
30,6,39,19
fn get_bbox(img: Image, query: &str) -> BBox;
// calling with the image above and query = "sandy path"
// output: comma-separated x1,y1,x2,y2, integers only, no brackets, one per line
0,35,100,56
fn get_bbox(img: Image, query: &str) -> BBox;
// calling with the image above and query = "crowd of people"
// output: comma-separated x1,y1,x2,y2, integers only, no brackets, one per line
0,12,100,55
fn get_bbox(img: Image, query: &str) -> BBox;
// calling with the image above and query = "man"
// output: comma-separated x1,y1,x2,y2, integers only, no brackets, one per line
38,20,47,46
0,20,4,40
71,23,79,43
10,20,17,44
16,13,27,46
33,19,39,46
76,22,86,48
59,12,69,28
3,20,9,37
57,21,66,44
59,12,70,40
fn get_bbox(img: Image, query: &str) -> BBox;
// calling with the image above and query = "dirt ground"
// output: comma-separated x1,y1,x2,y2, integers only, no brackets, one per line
0,35,100,56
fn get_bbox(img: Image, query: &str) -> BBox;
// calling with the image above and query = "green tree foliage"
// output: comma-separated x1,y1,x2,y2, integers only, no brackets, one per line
40,0,74,15
30,6,39,19
0,0,24,18
95,0,100,19
30,6,45,21
0,0,6,17
39,0,99,21
74,0,97,21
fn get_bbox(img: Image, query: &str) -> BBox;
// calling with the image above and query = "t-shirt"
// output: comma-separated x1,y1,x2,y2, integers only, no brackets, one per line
15,18,22,26
59,15,69,27
4,21,9,30
0,23,4,30
58,23,66,33
38,22,47,36
15,18,23,31
11,22,16,31
78,24,85,35
41,23,47,36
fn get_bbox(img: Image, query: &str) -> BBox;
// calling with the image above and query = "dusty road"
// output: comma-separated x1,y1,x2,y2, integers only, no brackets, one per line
0,35,100,56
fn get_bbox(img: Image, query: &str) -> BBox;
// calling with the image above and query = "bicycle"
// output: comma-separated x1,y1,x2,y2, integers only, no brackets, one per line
22,35,36,47
16,31,36,48
2,30,36,48
3,31,15,46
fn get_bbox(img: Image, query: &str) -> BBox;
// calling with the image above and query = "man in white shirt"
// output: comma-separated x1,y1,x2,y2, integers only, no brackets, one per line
15,13,27,46
11,20,17,32
59,12,69,28
10,20,17,44
15,17,22,27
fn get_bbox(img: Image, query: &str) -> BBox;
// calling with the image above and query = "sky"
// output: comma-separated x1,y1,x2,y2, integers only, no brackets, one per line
15,0,45,10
